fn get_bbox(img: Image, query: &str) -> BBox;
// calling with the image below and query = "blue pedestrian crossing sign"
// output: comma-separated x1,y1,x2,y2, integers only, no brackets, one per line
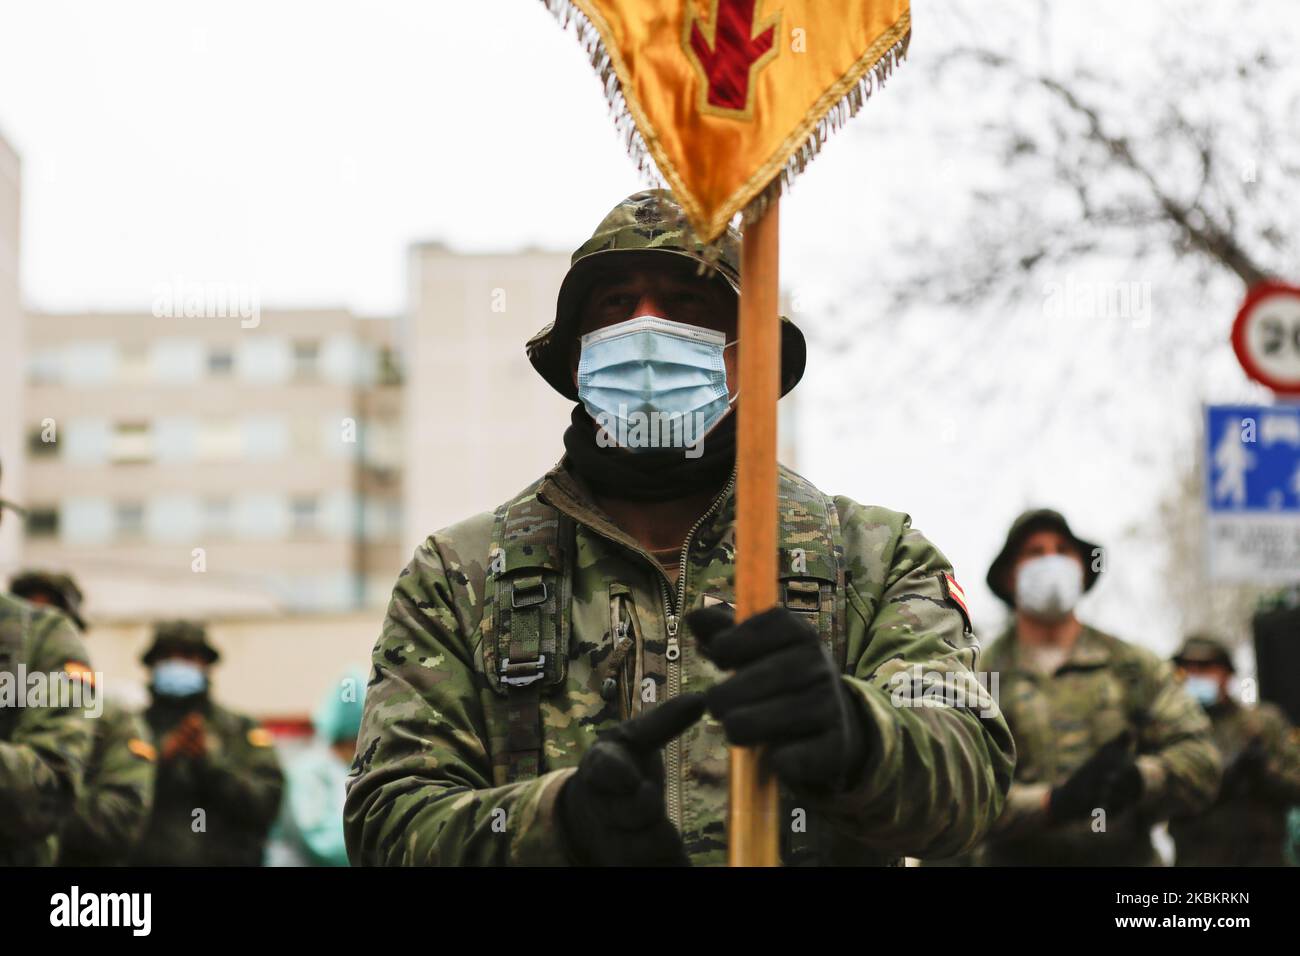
1205,403,1300,581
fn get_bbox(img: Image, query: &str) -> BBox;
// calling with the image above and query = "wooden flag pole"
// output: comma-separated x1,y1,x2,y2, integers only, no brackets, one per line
729,196,781,867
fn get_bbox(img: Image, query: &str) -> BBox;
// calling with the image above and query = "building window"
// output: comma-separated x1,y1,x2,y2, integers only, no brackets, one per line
118,344,151,384
27,349,61,385
207,347,234,377
110,422,153,465
377,346,402,385
293,341,320,381
25,506,59,539
197,419,242,462
27,425,59,458
290,495,319,536
203,497,234,538
115,501,144,539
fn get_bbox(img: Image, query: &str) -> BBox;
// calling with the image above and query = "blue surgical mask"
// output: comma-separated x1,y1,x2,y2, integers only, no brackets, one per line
1183,675,1220,708
577,315,735,454
152,660,208,698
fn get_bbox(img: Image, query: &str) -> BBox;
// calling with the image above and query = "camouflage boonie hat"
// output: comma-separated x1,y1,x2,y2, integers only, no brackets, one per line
10,570,86,631
142,619,220,666
527,189,807,401
1173,634,1235,673
986,508,1102,606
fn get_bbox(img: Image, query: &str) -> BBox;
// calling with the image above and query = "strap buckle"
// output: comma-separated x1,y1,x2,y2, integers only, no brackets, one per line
511,579,549,609
500,655,547,687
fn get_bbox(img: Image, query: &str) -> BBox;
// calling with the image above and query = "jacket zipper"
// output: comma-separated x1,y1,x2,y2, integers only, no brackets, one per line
662,471,736,831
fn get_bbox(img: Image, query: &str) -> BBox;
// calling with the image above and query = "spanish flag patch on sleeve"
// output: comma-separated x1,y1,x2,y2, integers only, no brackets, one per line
127,739,157,762
62,661,96,686
939,572,973,634
246,727,274,748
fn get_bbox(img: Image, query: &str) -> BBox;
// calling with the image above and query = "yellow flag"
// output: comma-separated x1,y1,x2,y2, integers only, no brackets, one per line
544,0,910,241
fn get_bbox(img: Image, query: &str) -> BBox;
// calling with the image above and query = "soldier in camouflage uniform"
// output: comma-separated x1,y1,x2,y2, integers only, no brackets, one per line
345,190,1016,866
972,510,1220,866
0,463,96,865
131,621,284,866
1167,634,1300,866
10,570,157,866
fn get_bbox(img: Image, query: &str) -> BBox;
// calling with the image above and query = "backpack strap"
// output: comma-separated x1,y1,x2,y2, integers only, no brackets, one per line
776,472,846,671
775,472,849,865
481,486,572,785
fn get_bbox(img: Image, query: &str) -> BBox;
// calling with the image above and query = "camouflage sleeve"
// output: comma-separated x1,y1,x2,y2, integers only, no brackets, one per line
60,706,156,857
344,531,574,866
1131,652,1221,819
0,607,95,842
800,502,1016,859
1251,704,1300,806
194,714,284,830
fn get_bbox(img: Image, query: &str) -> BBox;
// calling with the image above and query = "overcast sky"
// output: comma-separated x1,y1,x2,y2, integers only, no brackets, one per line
1,1,1280,650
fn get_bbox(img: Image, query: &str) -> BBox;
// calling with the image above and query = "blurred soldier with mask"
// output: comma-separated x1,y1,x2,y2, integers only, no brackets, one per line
974,509,1220,865
1168,634,1300,866
131,620,283,866
0,460,96,865
10,569,156,866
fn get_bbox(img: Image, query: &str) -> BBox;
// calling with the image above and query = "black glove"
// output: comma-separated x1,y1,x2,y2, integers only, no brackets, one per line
1048,731,1143,822
687,605,869,795
1221,738,1268,798
557,692,706,866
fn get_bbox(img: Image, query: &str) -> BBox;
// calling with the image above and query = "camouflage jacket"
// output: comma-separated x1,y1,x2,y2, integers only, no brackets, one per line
131,696,284,866
345,463,1015,866
0,593,96,866
58,698,157,866
1169,698,1300,866
976,624,1221,866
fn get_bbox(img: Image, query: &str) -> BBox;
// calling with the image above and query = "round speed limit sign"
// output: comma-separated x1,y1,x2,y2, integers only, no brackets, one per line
1232,281,1300,395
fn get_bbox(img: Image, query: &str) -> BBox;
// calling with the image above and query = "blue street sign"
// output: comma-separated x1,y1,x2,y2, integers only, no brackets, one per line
1206,404,1300,513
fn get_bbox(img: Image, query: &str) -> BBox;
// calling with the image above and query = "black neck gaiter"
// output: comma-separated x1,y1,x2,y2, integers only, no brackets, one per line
562,404,736,502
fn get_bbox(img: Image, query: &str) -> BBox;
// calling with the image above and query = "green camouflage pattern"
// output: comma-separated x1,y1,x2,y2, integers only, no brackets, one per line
526,189,805,401
973,625,1221,866
1169,698,1300,866
0,592,95,866
345,463,1015,866
131,698,283,866
58,698,157,866
9,569,86,631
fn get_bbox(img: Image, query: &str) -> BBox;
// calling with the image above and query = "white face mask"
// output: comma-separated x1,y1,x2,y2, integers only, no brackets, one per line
1014,554,1083,621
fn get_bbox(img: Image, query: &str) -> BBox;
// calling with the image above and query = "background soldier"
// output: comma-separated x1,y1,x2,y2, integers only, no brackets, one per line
345,190,1015,867
10,569,156,866
1168,634,1300,866
973,509,1221,865
271,670,365,867
0,460,96,865
131,621,283,866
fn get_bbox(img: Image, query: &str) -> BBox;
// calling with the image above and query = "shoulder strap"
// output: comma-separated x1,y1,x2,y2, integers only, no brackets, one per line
774,473,848,865
775,471,847,671
481,485,573,785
